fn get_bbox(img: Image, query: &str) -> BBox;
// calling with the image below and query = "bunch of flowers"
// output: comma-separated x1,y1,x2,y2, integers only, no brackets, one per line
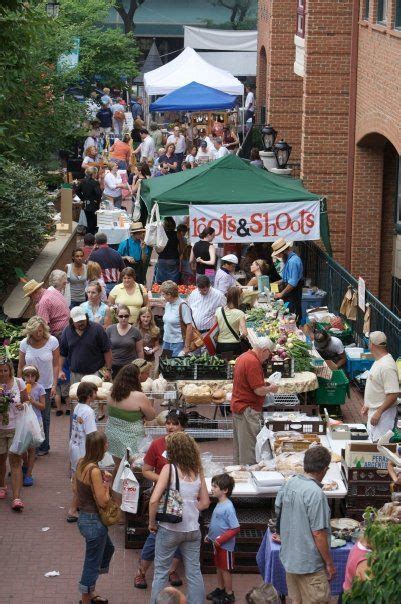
0,385,15,426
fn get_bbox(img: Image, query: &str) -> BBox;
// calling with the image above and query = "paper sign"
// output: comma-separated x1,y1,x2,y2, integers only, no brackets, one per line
270,283,279,293
189,201,320,243
358,276,365,312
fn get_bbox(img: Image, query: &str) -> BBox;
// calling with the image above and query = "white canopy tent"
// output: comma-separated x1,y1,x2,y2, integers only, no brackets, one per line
143,47,244,96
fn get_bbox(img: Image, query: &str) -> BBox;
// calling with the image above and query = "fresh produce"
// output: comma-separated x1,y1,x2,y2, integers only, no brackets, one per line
161,353,225,368
151,283,161,293
285,337,312,372
246,308,267,323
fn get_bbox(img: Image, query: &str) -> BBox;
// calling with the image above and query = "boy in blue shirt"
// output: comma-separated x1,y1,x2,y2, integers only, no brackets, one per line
206,473,240,603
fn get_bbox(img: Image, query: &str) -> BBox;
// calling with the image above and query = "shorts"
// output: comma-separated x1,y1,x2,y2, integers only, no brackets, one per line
57,381,70,398
286,569,330,603
0,429,15,455
213,545,234,572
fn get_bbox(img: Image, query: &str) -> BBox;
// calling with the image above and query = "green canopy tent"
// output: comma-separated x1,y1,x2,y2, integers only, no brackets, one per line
141,154,332,254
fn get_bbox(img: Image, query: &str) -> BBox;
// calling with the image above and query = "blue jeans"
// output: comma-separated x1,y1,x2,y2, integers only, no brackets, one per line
78,512,115,594
150,526,204,604
38,388,51,452
141,530,181,562
163,340,184,357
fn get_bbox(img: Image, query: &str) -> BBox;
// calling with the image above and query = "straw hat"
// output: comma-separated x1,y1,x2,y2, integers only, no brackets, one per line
271,238,292,257
130,222,146,233
23,279,44,298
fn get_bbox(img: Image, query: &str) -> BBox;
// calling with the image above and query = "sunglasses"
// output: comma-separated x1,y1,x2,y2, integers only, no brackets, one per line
118,314,130,318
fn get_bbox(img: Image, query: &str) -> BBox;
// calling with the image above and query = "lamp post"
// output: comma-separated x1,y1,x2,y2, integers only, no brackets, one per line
46,1,60,18
259,124,278,171
270,138,292,176
261,124,277,151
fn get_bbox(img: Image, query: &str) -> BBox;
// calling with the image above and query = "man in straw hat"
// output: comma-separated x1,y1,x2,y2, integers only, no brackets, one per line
361,331,399,442
230,337,278,465
271,238,304,323
22,270,70,337
117,222,151,285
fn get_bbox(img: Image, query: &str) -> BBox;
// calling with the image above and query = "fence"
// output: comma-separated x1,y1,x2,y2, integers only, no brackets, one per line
300,242,401,358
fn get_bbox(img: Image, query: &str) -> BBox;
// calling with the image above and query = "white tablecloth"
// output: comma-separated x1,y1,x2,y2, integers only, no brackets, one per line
99,226,130,245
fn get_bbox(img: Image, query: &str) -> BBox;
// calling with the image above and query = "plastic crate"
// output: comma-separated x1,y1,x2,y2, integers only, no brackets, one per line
345,349,374,380
159,358,194,380
316,369,349,405
301,291,327,323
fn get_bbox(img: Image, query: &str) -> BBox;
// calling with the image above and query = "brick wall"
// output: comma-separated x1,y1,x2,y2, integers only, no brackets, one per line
256,0,303,161
300,0,353,264
379,143,398,306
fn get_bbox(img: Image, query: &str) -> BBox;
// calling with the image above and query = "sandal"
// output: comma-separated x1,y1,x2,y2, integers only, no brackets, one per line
11,498,24,511
91,598,108,603
0,486,7,499
169,571,183,587
134,569,147,589
67,514,78,523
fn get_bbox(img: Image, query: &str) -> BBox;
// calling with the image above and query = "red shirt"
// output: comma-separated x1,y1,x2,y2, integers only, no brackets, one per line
36,288,70,336
231,350,265,414
143,436,168,475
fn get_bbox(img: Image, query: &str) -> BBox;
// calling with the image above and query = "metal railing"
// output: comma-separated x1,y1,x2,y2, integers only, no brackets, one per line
392,277,401,318
300,242,401,358
237,123,262,159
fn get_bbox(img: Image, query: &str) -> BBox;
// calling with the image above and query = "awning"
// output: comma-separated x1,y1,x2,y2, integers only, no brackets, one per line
149,82,238,112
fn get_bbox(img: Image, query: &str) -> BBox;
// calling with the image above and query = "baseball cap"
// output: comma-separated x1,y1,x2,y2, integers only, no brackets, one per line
221,254,238,264
200,140,207,148
70,307,87,322
369,331,387,347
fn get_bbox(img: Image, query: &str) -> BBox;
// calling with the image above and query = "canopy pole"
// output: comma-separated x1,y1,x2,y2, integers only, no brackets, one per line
242,92,245,147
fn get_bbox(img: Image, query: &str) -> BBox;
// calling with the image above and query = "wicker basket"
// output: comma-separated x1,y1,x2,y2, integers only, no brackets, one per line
184,395,212,405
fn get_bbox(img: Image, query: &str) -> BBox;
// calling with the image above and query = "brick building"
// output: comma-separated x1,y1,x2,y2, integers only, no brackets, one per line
256,0,401,312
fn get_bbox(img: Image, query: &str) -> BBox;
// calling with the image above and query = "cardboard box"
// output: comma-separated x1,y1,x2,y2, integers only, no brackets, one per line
345,443,397,469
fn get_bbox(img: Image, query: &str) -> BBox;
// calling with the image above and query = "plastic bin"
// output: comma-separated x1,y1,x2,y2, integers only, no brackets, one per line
316,369,349,406
301,290,327,324
345,349,374,380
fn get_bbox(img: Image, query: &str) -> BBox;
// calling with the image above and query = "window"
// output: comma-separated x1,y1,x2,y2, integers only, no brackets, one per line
377,0,387,24
362,0,370,20
395,0,401,29
296,0,305,38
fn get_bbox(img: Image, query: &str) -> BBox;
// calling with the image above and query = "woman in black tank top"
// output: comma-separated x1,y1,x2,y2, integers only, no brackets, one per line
190,227,216,282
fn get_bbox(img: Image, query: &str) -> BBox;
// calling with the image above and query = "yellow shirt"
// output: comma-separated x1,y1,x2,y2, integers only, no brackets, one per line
109,282,146,323
216,307,245,343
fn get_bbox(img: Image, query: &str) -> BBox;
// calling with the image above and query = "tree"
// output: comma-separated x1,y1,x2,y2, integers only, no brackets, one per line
212,0,253,29
114,0,145,34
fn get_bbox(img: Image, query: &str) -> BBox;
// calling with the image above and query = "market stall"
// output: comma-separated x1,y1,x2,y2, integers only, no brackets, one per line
141,154,332,253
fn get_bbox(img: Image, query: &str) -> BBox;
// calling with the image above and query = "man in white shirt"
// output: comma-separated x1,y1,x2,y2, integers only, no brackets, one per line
188,275,226,332
133,128,155,164
213,137,229,160
214,254,239,295
244,84,255,121
166,126,186,164
361,331,399,441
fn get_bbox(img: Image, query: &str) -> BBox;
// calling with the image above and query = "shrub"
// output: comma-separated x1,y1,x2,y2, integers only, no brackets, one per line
0,159,52,293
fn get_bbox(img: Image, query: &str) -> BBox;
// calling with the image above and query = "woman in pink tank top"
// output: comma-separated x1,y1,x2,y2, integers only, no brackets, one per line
343,537,371,592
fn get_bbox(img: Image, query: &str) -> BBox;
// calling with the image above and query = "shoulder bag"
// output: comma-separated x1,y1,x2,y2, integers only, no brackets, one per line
179,302,204,352
221,307,251,353
89,464,121,526
156,463,183,524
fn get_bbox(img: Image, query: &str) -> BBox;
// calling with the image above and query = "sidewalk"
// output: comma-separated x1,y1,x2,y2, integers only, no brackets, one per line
0,388,363,604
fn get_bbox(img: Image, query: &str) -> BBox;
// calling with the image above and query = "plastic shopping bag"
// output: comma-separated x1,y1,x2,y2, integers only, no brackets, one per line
10,405,44,455
112,447,132,494
120,463,140,513
255,425,274,463
144,202,168,252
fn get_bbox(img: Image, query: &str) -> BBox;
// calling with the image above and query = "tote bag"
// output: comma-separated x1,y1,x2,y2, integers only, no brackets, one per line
156,463,183,524
144,202,168,253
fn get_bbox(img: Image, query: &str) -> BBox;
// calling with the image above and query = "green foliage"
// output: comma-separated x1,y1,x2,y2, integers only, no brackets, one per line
0,1,138,164
210,0,255,28
0,159,53,292
343,515,401,603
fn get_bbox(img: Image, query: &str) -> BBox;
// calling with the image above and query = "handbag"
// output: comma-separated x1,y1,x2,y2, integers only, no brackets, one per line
203,321,219,355
144,202,168,252
90,464,121,526
77,208,88,235
156,463,183,524
220,307,251,353
179,302,204,352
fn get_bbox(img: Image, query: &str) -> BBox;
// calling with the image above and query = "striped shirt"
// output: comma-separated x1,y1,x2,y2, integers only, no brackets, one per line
214,268,238,295
36,287,70,336
88,245,125,284
188,287,226,332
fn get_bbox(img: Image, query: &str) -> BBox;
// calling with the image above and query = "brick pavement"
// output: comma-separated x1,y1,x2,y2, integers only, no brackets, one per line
0,388,364,604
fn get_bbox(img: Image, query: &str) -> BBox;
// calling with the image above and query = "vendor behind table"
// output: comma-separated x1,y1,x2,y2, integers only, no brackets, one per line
311,329,346,370
271,239,304,324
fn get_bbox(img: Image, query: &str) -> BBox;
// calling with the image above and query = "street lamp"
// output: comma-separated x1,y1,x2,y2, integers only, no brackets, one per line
273,139,292,169
46,1,60,18
261,124,277,152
